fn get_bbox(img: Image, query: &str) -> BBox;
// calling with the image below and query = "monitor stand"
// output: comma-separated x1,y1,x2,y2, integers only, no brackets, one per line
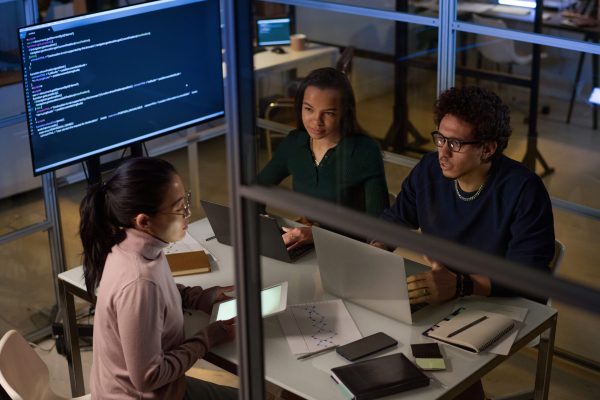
85,143,144,185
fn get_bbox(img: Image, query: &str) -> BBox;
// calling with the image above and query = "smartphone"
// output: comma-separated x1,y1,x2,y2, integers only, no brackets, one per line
336,332,398,361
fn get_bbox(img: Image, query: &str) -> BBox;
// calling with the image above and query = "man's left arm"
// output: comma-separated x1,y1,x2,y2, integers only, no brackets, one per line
492,177,555,301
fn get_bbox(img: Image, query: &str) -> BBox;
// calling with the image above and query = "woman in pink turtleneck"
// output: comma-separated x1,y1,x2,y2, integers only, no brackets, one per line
79,157,237,400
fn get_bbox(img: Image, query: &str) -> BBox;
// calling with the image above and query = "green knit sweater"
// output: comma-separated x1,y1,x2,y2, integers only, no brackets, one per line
257,129,389,216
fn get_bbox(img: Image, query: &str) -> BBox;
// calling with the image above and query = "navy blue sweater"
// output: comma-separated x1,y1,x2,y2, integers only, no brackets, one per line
382,152,555,300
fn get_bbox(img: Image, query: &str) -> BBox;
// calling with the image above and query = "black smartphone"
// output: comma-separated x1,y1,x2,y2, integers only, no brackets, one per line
336,332,398,361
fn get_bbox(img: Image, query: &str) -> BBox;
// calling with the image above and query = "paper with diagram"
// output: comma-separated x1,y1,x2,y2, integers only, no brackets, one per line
278,299,362,355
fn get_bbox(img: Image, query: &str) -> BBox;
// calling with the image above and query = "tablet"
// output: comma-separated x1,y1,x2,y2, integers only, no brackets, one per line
209,281,288,322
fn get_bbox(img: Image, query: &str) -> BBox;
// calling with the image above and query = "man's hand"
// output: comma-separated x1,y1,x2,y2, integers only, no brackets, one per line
282,226,313,250
369,240,388,250
406,258,457,304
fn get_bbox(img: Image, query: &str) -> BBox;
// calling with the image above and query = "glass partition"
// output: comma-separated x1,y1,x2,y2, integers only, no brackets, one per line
0,231,55,336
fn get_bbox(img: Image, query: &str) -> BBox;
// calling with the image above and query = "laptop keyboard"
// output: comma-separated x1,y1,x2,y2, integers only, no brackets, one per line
410,302,428,314
288,244,314,260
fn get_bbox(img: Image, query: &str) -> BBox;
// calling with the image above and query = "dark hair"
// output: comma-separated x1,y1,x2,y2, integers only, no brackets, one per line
79,157,177,296
294,67,362,137
434,86,512,158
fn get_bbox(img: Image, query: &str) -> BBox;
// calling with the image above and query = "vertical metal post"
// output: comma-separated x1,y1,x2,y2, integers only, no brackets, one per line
43,172,66,310
23,0,39,23
222,1,265,399
437,0,456,95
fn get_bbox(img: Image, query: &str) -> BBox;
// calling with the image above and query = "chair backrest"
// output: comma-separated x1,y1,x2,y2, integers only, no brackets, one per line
335,46,355,78
0,330,52,400
549,239,566,276
471,14,529,65
547,239,566,307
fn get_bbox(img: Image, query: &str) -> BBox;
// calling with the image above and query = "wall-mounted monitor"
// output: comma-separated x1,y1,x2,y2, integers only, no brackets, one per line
19,0,223,175
256,17,291,47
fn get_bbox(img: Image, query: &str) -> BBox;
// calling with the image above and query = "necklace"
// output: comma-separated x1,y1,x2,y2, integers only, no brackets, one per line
454,179,486,202
310,137,330,167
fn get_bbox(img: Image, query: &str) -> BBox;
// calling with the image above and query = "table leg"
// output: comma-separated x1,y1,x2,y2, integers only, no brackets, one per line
533,314,556,400
59,280,86,397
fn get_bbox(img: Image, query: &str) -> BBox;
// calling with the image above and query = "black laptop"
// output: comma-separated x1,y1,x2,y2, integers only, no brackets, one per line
200,200,313,263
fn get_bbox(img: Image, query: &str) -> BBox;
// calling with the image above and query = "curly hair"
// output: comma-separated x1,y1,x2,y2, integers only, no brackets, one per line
434,86,511,157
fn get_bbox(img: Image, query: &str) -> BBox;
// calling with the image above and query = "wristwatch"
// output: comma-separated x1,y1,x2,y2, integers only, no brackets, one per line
455,273,474,297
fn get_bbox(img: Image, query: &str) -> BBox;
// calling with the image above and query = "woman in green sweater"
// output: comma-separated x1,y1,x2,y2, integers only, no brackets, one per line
257,67,388,250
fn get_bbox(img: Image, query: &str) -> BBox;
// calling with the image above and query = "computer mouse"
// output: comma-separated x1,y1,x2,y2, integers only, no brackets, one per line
272,47,286,54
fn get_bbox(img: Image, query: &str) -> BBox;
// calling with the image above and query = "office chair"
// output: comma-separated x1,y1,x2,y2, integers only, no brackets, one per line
493,239,565,400
0,330,91,400
472,14,533,70
263,46,355,158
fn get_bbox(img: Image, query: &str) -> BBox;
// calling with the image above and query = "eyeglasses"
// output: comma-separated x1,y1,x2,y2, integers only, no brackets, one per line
431,131,480,153
160,190,192,220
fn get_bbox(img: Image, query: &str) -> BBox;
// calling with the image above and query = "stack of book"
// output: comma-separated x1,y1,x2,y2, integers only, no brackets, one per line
165,233,212,276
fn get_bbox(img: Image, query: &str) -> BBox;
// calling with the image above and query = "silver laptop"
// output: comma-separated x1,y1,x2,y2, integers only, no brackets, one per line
312,226,430,325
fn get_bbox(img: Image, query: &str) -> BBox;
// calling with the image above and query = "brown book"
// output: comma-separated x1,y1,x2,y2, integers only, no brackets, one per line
166,250,211,276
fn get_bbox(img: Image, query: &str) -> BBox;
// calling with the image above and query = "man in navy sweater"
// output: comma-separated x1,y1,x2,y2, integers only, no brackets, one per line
377,86,555,305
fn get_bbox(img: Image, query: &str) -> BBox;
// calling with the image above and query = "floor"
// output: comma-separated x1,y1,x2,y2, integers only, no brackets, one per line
1,80,600,398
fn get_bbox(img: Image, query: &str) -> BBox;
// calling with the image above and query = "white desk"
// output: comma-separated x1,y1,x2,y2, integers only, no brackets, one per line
253,44,338,79
59,219,557,399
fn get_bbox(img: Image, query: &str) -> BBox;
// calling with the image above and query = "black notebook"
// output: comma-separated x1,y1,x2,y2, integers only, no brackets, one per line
330,353,429,400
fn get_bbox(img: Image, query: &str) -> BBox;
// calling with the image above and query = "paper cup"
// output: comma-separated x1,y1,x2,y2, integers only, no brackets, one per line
290,33,307,51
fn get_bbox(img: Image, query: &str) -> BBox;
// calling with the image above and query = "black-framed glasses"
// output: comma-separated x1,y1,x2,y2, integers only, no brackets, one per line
160,190,192,220
431,131,480,153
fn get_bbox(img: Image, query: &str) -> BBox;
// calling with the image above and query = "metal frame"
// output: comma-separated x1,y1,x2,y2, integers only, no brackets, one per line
222,1,265,399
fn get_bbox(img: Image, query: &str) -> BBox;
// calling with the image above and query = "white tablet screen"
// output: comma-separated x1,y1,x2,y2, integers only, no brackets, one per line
211,282,288,322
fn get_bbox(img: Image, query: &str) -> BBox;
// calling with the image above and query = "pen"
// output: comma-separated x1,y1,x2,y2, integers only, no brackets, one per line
447,316,488,337
297,345,339,360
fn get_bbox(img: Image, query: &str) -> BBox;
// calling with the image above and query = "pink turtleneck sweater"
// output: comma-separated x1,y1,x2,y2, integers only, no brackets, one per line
90,228,212,399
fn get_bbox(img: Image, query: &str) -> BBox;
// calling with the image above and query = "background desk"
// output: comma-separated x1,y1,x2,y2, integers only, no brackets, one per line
59,219,557,399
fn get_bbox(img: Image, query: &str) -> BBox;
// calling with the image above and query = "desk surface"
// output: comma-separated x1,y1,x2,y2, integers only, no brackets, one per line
253,44,338,78
413,0,600,34
59,219,556,400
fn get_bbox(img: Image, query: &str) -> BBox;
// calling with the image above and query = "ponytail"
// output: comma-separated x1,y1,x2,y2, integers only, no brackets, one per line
79,182,124,296
78,157,177,297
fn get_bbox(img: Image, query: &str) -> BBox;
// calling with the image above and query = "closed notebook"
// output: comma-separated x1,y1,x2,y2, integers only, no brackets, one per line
330,353,429,400
424,308,514,353
166,250,211,276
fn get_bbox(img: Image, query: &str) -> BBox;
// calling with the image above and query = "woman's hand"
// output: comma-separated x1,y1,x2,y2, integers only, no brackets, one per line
281,226,313,251
198,285,235,314
205,318,236,348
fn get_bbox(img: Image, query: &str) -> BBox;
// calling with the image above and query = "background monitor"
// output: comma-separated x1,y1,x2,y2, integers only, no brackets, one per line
256,17,291,47
19,0,223,175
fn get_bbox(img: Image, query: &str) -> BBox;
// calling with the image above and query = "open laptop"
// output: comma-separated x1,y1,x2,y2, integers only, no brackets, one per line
201,200,313,263
312,226,431,325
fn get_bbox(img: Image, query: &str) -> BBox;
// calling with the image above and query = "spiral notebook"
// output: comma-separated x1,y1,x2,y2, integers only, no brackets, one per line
423,307,515,353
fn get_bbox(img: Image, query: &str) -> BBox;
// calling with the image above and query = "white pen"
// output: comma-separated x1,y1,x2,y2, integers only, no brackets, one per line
297,345,339,360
